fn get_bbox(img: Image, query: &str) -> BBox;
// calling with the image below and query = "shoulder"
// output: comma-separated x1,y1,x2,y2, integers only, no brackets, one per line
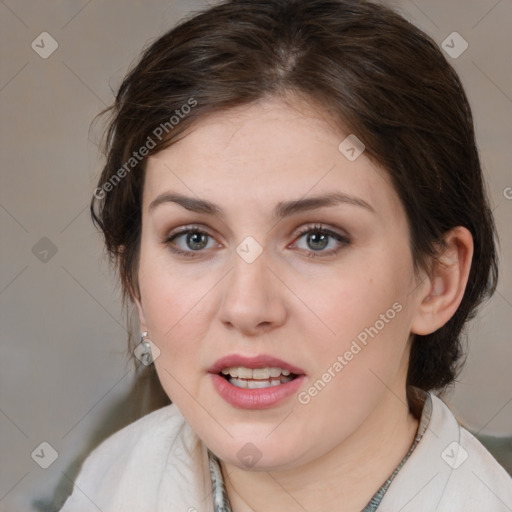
434,394,512,510
454,422,512,501
58,403,196,512
380,391,512,512
91,402,185,450
78,403,186,470
432,394,511,478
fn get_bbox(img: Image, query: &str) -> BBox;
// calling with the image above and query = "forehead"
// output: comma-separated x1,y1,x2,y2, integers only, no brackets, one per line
143,97,402,222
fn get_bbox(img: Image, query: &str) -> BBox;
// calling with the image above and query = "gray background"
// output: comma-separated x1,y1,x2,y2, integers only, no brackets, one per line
1,1,511,510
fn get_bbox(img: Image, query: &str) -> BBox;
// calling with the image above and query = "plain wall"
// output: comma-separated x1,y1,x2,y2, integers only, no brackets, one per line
1,1,511,510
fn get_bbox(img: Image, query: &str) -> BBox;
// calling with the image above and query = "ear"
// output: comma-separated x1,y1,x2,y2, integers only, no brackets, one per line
133,293,148,333
410,226,474,336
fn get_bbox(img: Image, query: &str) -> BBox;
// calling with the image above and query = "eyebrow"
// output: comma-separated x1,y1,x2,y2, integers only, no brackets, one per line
148,191,375,218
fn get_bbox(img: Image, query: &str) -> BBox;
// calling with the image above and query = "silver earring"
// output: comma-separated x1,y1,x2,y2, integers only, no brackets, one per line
136,331,154,366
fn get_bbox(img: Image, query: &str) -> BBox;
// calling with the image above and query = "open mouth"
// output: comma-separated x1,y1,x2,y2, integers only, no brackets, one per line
219,366,298,389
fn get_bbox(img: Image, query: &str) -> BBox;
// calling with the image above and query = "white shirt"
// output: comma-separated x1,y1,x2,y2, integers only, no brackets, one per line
59,392,512,512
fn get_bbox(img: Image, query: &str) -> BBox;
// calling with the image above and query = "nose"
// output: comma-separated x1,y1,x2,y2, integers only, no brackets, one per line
218,249,287,336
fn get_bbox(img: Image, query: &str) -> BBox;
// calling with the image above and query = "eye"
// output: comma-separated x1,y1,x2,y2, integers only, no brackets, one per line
165,225,219,258
291,224,350,258
164,223,350,259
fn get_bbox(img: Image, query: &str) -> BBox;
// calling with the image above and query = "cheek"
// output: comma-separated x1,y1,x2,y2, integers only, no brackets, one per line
295,252,415,408
139,237,212,330
295,300,412,445
297,257,411,350
137,255,214,388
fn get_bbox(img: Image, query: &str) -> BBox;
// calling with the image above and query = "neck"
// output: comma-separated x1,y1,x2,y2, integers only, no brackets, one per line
221,387,421,512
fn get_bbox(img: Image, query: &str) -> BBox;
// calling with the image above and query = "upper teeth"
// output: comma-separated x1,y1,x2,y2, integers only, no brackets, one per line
221,366,291,379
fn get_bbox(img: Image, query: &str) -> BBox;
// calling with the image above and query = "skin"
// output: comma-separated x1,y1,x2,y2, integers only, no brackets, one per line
135,96,473,511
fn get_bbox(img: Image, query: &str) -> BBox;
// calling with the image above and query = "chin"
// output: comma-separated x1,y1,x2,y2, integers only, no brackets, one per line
207,432,308,472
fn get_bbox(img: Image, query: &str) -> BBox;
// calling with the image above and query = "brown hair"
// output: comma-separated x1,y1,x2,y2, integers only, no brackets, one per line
91,0,498,402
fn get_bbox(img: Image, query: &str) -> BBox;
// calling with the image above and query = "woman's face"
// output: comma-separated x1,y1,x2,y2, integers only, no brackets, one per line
137,96,425,470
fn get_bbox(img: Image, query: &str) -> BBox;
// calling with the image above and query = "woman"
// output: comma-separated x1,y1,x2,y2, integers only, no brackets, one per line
59,0,512,510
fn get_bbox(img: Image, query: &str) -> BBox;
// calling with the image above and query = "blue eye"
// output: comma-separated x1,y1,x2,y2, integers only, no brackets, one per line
292,224,350,258
165,227,216,258
164,223,350,259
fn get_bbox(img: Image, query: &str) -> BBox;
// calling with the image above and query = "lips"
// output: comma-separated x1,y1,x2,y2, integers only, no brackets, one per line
208,354,306,409
208,354,306,376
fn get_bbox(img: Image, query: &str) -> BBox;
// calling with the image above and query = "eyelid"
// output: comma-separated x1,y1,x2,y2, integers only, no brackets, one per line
166,223,215,240
291,223,350,241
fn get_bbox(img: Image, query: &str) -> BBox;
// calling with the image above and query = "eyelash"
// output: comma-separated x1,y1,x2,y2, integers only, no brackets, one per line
164,223,350,259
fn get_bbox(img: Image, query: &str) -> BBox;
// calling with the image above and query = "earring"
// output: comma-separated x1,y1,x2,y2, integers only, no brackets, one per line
136,331,154,366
